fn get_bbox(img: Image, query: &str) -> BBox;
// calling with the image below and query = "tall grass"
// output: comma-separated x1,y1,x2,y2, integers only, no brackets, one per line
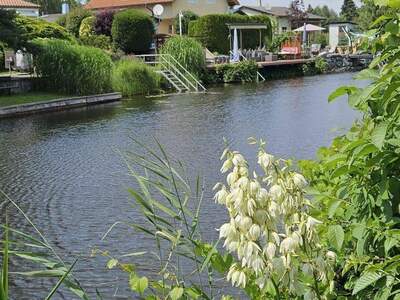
0,191,90,299
98,139,232,299
112,59,160,96
32,38,113,95
160,36,205,76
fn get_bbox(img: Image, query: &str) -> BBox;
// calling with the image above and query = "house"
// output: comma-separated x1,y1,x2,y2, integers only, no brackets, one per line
85,0,239,35
235,5,325,33
0,0,40,17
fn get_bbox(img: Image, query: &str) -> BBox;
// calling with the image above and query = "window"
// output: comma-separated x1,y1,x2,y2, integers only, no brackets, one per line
187,0,197,3
207,0,216,3
282,27,287,32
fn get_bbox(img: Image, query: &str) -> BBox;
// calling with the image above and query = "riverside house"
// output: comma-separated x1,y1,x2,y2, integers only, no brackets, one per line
85,0,239,35
0,0,39,16
236,5,325,33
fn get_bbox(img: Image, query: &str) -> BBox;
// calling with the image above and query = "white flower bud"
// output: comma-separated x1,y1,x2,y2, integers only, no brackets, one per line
239,166,248,176
302,263,313,277
326,251,337,262
258,152,274,169
221,159,233,173
293,173,307,189
270,185,283,201
250,180,261,195
236,177,249,190
238,271,247,287
265,242,276,259
249,224,261,240
227,171,238,186
214,186,228,204
238,216,252,231
280,237,297,254
232,153,246,166
306,216,322,230
219,223,232,239
251,255,264,274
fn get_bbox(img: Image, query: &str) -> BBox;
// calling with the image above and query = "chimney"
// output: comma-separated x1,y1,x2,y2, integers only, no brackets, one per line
61,1,70,14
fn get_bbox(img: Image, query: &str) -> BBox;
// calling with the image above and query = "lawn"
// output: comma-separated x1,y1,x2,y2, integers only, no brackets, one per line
0,92,67,108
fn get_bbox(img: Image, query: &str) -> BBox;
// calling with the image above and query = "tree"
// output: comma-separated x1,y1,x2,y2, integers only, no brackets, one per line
111,9,155,54
340,0,358,21
30,0,79,15
356,0,397,30
174,11,198,35
310,5,340,26
0,9,25,49
289,0,306,28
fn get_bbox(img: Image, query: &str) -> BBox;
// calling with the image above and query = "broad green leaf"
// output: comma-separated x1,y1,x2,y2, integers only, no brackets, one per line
384,237,397,254
327,225,344,250
354,68,379,80
328,86,359,102
130,275,148,295
371,122,389,150
375,0,400,8
169,287,184,300
328,199,343,218
353,272,383,295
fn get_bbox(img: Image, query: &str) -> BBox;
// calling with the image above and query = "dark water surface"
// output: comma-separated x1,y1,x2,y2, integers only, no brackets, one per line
0,73,360,299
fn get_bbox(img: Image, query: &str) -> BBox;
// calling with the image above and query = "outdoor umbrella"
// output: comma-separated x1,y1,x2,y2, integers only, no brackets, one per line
293,24,326,32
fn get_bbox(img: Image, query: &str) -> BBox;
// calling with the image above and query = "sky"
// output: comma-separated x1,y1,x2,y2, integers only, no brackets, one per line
239,0,362,12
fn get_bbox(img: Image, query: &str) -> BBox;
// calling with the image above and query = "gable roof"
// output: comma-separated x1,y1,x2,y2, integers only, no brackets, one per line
237,5,325,20
0,0,40,8
86,0,239,10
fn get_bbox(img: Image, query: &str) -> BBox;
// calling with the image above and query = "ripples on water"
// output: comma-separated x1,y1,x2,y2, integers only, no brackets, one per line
0,73,361,299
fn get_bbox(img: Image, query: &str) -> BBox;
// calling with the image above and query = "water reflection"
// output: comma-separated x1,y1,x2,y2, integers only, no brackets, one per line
0,73,361,299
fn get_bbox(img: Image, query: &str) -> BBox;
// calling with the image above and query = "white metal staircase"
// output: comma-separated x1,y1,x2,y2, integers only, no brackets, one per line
135,54,206,94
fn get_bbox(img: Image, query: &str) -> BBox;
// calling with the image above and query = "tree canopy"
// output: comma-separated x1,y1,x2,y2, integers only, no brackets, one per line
341,0,358,21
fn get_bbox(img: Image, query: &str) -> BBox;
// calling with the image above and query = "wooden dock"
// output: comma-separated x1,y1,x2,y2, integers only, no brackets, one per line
207,58,315,69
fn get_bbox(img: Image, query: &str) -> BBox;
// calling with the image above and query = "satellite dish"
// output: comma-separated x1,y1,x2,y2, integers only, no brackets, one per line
153,4,164,17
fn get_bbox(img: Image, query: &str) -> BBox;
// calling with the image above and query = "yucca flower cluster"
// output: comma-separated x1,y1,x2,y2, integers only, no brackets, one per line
214,139,335,298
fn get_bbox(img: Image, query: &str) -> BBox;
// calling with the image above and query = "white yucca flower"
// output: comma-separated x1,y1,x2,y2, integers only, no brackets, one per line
326,250,337,263
232,153,246,166
270,185,283,201
217,141,334,298
258,152,274,169
248,224,261,240
221,159,233,173
214,186,228,204
293,173,308,189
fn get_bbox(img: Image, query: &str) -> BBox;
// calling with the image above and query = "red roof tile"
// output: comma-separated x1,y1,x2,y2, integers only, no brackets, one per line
0,0,40,8
85,0,173,10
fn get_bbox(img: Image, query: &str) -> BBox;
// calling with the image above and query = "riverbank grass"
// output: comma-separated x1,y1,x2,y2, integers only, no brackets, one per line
0,92,67,107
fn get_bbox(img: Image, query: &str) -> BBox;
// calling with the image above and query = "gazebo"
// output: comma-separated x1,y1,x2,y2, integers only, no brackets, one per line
227,23,271,62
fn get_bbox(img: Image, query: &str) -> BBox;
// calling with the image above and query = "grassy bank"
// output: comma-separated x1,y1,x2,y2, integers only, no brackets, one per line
0,92,67,107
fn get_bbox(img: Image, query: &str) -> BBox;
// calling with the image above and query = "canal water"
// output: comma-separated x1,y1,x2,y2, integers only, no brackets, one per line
0,73,361,299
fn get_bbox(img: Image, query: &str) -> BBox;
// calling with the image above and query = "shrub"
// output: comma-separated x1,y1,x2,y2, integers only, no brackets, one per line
160,36,205,76
267,32,295,53
32,39,112,95
65,7,93,37
94,10,115,36
112,9,155,54
56,14,67,27
173,11,198,35
315,56,328,73
188,14,272,54
80,34,112,50
0,43,4,71
79,16,95,38
0,9,25,49
16,15,73,43
216,60,258,83
112,59,160,96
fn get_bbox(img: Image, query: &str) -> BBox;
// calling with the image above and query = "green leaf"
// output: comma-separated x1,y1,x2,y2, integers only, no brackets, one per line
328,199,343,218
169,287,184,300
45,259,77,300
130,274,148,295
353,272,383,295
327,225,344,250
371,122,389,150
106,259,118,269
384,237,397,254
328,86,359,102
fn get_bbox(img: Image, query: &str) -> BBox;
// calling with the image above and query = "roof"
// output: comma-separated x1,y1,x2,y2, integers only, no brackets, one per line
86,0,238,10
0,0,40,8
237,5,325,20
85,0,173,10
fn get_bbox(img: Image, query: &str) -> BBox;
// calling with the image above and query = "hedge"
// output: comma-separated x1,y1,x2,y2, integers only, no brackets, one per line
173,11,198,35
112,9,155,54
216,60,258,83
32,39,112,95
16,15,74,43
188,14,272,54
